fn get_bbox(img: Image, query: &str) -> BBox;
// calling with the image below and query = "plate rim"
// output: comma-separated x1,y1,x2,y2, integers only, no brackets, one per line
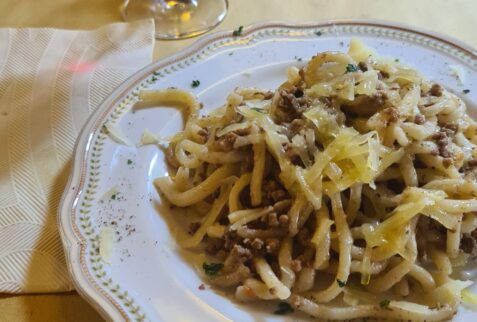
58,18,477,322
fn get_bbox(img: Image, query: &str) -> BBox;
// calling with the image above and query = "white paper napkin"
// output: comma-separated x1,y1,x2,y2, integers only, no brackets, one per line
0,19,154,293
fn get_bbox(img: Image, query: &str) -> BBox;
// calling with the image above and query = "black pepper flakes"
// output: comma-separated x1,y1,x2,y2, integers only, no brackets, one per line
232,25,244,37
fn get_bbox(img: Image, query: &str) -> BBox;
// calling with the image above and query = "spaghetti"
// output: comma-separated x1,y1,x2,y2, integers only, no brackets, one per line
150,39,477,321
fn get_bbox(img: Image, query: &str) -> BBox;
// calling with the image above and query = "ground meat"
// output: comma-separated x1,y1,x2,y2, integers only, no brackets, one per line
372,91,388,107
430,84,444,97
432,132,446,141
197,128,208,143
461,236,475,254
265,238,280,254
266,212,279,227
296,227,311,246
223,229,241,251
461,159,477,175
290,259,302,272
414,114,426,125
442,157,453,168
216,132,237,151
271,190,287,203
228,244,253,264
463,163,477,181
440,149,452,159
358,62,368,72
432,131,454,159
383,107,399,123
275,86,312,122
378,70,390,79
440,123,458,137
261,179,289,206
290,119,307,136
250,238,264,251
242,237,268,257
278,214,289,228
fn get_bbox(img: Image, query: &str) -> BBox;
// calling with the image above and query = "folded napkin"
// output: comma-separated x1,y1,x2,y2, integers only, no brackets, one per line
0,19,154,293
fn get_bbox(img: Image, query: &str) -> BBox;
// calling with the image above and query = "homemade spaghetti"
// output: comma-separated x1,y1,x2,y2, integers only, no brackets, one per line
150,39,477,321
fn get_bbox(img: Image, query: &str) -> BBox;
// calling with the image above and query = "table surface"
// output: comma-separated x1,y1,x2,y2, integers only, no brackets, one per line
0,0,476,321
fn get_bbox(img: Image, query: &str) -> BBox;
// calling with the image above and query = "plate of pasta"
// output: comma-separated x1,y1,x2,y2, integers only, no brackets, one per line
59,20,477,322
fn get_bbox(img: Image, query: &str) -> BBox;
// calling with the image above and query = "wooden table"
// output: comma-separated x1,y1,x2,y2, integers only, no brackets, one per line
0,0,475,320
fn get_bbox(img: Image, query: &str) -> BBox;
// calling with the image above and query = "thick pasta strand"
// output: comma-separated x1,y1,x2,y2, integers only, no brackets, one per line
310,193,352,302
446,214,463,258
293,266,316,293
154,165,237,207
251,141,266,206
254,257,291,300
311,205,332,270
346,183,362,224
236,278,278,301
182,182,234,248
278,237,296,289
228,173,252,212
366,259,413,293
289,295,456,322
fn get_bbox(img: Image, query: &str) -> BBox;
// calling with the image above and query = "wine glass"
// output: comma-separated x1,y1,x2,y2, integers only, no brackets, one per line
121,0,228,40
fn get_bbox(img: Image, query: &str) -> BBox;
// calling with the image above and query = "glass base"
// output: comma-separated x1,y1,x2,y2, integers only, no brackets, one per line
121,0,228,40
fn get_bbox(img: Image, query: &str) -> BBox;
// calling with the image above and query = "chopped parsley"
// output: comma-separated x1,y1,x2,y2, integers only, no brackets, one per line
111,194,117,200
395,58,400,62
336,279,346,288
251,107,264,113
463,89,471,94
315,31,323,36
274,302,294,315
202,262,223,276
346,64,358,73
191,80,200,88
232,25,244,37
379,299,391,309
127,159,133,165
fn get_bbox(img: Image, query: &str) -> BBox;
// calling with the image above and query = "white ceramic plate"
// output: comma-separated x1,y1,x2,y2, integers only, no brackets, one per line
59,20,477,322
